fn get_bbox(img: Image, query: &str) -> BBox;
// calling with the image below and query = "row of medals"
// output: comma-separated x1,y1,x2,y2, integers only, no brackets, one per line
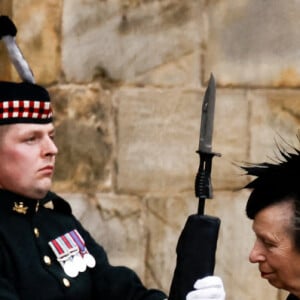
48,229,96,278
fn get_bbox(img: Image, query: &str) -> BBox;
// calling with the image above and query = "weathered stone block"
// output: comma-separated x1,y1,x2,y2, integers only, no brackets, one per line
249,90,300,162
50,83,114,192
62,0,205,84
12,0,61,84
116,87,203,194
135,51,201,88
206,0,300,87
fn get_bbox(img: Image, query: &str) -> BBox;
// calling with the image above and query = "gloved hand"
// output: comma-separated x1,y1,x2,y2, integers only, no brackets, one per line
186,276,225,300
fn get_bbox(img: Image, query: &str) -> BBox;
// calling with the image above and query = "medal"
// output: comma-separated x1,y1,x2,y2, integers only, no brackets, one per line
72,253,87,272
57,237,80,277
49,236,80,277
49,238,78,277
61,234,86,272
62,258,79,278
69,229,96,269
64,233,87,272
83,253,96,268
49,229,96,277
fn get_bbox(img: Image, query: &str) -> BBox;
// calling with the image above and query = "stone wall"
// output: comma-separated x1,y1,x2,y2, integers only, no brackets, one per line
2,0,300,299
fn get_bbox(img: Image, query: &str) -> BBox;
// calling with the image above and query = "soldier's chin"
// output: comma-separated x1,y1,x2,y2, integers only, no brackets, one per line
33,182,52,199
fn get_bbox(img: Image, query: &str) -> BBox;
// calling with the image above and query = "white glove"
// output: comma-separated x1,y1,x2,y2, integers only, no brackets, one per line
186,276,225,300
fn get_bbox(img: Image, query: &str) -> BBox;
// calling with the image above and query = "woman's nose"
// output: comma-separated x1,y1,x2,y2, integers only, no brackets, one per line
249,240,265,263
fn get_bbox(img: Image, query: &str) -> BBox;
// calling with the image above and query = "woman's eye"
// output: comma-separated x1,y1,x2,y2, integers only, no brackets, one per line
263,240,275,247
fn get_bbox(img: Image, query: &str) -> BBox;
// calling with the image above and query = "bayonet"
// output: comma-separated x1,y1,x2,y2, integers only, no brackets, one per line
168,73,221,300
195,73,220,214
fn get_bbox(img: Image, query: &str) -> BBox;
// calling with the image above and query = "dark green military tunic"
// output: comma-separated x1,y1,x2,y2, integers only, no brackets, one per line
0,189,167,300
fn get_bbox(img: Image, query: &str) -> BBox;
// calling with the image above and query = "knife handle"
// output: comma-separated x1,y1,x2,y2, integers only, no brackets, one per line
195,151,214,214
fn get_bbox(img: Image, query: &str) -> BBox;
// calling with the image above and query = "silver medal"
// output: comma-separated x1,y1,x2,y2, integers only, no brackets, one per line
83,253,96,268
63,259,79,278
72,253,87,272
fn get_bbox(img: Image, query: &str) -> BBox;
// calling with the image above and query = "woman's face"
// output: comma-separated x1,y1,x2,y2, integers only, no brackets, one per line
249,200,300,296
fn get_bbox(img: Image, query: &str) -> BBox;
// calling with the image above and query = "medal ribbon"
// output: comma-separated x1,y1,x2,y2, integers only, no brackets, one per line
61,234,79,255
49,238,68,260
69,230,87,253
69,229,96,268
57,237,73,261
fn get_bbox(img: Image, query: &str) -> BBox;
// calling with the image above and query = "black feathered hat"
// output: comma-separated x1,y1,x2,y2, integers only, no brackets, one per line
0,16,52,125
242,143,300,219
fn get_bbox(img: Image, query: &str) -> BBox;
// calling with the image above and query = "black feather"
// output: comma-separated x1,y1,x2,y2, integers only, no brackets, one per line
0,15,17,38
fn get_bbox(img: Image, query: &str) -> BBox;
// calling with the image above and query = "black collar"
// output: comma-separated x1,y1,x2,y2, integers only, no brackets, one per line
0,189,47,216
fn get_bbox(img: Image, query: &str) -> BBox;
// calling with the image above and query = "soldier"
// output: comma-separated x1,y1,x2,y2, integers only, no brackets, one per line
0,15,225,300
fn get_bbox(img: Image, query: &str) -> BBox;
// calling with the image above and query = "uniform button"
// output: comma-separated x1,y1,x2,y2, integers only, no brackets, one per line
62,278,70,287
34,228,39,237
43,256,51,265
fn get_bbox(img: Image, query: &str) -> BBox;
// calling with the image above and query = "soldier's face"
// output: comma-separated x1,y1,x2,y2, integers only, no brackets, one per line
0,123,58,199
249,200,300,295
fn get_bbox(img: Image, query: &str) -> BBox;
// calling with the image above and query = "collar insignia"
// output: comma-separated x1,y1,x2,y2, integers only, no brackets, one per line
13,202,28,214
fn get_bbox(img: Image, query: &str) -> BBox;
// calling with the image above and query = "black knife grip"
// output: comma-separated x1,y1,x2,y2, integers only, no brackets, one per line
195,151,215,214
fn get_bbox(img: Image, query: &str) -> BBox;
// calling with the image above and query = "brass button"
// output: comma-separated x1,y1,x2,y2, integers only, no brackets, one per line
62,278,70,287
43,256,51,265
34,228,39,238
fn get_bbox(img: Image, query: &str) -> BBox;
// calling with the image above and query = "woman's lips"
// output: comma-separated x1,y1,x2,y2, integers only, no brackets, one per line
261,271,274,278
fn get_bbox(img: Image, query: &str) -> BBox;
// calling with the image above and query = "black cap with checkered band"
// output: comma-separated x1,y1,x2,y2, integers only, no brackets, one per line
0,81,52,125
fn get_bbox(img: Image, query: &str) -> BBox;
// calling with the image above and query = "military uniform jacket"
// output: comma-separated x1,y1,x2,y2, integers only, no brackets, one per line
0,190,167,300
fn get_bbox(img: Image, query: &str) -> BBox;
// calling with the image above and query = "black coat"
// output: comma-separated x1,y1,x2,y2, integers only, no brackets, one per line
287,294,299,300
0,190,167,300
